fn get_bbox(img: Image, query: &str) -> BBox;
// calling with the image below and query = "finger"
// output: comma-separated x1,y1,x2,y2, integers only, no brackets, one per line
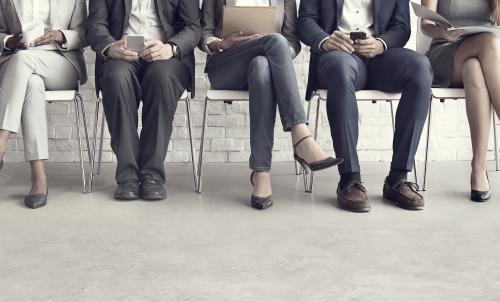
331,36,355,51
333,31,354,44
144,40,160,48
334,41,352,53
140,45,159,57
120,47,139,57
354,38,374,45
122,53,140,61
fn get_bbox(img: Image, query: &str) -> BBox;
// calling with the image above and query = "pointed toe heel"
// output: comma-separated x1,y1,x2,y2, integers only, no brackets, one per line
293,135,343,172
24,191,48,209
470,172,491,202
250,171,273,210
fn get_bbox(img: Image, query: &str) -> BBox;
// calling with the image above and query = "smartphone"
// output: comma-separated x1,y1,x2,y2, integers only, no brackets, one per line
126,35,145,52
350,31,367,42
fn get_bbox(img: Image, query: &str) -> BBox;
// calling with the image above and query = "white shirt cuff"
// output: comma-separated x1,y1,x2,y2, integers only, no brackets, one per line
102,42,114,60
3,35,13,51
318,37,330,52
375,38,388,51
204,37,222,55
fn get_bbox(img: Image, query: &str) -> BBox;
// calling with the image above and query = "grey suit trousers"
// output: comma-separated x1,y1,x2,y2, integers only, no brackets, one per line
100,58,190,184
0,50,79,161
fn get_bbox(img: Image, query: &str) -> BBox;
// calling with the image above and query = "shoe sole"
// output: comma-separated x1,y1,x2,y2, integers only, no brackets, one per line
114,195,140,201
141,194,167,201
337,195,371,213
383,192,424,211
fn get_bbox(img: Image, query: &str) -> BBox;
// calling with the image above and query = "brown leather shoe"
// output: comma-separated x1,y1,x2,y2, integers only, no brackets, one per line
383,178,424,210
336,181,371,213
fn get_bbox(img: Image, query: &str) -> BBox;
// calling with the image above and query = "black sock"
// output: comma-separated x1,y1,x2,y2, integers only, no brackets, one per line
339,172,361,190
387,169,408,186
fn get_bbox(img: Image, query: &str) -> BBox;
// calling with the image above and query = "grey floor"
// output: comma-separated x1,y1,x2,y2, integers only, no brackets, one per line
0,161,499,302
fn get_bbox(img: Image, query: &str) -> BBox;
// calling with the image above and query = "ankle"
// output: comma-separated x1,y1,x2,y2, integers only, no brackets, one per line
387,169,408,186
339,172,361,190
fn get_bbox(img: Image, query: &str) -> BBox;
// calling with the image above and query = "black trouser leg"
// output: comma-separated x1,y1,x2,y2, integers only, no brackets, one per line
139,59,190,182
100,59,142,183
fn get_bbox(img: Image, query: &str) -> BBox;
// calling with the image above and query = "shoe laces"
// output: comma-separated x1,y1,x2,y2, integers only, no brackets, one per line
393,180,421,196
349,181,367,193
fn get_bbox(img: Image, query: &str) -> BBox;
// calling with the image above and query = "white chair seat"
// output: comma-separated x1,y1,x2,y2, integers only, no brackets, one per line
45,90,76,101
431,88,466,100
318,89,402,101
206,90,250,101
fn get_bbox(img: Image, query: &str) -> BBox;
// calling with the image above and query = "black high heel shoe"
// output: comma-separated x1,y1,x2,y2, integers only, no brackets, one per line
471,172,491,202
250,171,273,210
293,135,343,171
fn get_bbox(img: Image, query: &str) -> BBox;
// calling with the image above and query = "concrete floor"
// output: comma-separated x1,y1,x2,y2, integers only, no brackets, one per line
0,161,499,302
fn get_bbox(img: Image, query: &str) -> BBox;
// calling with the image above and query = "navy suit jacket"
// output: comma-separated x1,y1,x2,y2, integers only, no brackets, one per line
297,0,412,100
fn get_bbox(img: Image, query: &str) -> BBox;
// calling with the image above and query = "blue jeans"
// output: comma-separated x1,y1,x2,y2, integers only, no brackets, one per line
206,34,308,172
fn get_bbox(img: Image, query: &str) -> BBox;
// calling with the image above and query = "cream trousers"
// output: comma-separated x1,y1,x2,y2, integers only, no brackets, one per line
0,50,78,161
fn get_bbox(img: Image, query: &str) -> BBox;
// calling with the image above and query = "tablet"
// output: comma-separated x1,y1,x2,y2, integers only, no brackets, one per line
222,6,277,38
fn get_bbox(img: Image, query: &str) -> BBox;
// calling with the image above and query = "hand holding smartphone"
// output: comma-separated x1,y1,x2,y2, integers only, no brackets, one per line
126,35,145,52
350,31,367,43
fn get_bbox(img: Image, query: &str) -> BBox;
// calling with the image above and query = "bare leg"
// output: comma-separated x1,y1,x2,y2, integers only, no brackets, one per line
462,59,491,191
452,33,500,191
291,123,329,163
252,172,272,198
29,160,47,195
0,129,10,157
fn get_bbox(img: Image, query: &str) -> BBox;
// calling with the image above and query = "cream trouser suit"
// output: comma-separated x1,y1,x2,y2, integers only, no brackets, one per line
0,50,78,161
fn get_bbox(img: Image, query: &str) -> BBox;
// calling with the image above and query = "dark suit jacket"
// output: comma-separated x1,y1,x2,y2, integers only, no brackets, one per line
86,0,201,97
297,0,412,100
200,0,301,57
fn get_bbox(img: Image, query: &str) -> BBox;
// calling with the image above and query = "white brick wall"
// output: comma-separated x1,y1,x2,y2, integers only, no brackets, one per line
4,1,500,164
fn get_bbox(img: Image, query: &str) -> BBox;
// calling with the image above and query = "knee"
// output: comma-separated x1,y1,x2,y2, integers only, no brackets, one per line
9,50,34,67
146,64,179,88
101,62,133,89
404,54,433,88
247,56,271,84
264,33,290,52
478,33,500,57
321,52,358,84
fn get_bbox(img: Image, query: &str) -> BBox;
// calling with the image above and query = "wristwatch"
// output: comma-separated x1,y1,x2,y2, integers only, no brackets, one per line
167,42,180,58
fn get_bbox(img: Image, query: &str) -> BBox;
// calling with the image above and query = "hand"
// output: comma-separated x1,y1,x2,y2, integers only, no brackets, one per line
321,31,355,53
106,40,140,61
5,34,26,50
353,33,385,58
32,28,66,47
436,24,465,41
140,40,173,62
211,32,261,51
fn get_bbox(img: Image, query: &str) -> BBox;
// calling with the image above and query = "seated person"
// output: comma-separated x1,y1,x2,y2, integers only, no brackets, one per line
422,0,500,202
298,0,433,212
0,0,88,209
86,0,201,202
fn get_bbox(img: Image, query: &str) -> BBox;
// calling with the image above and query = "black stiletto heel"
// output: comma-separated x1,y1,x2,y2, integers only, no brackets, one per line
471,172,491,202
250,171,273,210
293,135,343,171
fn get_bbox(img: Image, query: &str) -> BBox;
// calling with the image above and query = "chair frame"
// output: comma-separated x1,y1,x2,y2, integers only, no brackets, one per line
422,91,499,191
196,89,304,193
303,89,419,193
46,90,93,193
89,91,198,192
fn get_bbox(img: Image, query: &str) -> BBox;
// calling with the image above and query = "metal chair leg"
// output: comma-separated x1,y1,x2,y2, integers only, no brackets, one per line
90,97,101,189
306,95,322,193
423,97,433,191
493,111,499,171
185,97,198,191
77,94,94,179
73,97,87,193
97,108,105,175
197,96,209,193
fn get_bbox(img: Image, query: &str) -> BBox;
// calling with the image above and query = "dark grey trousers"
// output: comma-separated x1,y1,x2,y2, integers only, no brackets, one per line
100,58,190,184
317,48,433,174
205,34,308,171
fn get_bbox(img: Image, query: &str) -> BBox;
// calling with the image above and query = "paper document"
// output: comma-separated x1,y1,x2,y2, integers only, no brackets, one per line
411,2,500,36
22,20,44,46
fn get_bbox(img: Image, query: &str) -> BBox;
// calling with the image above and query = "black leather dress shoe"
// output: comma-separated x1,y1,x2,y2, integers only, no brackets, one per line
140,179,167,201
114,180,140,201
24,191,48,209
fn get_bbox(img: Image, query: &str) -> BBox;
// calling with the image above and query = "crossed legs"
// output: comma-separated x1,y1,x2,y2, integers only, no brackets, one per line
451,33,500,191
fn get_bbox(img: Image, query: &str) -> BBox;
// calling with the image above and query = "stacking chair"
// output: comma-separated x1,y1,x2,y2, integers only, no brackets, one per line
196,89,304,193
90,91,198,192
46,90,93,193
303,89,418,193
416,19,499,190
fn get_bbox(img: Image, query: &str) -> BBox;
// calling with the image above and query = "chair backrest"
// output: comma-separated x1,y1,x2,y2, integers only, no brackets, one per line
416,18,433,55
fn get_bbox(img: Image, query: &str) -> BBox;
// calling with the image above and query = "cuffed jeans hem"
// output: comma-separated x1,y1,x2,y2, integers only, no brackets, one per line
0,125,20,134
283,119,309,132
249,165,271,172
390,161,413,172
26,156,49,162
